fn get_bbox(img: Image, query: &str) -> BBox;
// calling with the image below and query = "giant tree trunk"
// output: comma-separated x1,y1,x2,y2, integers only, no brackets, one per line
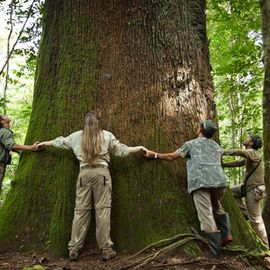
261,0,270,239
0,0,262,256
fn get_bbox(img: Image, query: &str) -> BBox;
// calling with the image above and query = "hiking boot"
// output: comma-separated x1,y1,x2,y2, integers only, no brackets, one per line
101,247,116,261
69,249,79,261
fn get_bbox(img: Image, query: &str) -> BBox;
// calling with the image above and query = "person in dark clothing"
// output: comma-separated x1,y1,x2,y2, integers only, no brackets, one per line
223,134,268,247
0,115,38,191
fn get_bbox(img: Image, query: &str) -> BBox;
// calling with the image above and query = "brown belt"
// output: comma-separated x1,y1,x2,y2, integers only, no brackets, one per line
80,164,108,171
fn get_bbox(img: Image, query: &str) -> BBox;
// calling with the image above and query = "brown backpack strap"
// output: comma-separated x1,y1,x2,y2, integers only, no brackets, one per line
244,159,262,185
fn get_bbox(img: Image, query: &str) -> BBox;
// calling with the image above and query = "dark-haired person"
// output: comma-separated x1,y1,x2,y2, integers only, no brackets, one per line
0,115,38,191
223,134,268,247
37,112,147,261
144,119,232,259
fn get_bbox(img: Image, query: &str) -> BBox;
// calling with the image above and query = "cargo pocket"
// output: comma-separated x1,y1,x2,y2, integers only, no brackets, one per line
78,176,87,188
253,185,266,201
103,175,112,190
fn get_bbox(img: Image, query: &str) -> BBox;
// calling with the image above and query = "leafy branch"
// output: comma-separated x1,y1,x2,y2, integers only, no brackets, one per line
0,0,37,77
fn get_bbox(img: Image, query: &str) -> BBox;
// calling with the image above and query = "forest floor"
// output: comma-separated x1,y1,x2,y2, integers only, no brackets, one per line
0,248,269,270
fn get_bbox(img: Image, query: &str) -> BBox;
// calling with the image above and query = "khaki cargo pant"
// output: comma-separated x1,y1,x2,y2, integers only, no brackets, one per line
0,163,6,191
231,185,269,247
193,187,226,232
68,167,113,252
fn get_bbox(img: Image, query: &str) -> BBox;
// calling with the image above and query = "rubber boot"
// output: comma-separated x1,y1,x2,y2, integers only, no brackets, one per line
215,213,233,247
206,231,221,259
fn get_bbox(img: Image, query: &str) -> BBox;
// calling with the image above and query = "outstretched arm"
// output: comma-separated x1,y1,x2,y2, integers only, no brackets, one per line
145,150,183,161
1,129,38,152
12,143,38,151
37,140,54,148
222,159,245,168
108,132,147,157
222,149,248,168
127,146,147,154
37,134,73,150
223,149,250,159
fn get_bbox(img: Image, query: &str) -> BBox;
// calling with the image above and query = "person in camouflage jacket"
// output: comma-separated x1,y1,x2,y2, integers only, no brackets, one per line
145,119,232,259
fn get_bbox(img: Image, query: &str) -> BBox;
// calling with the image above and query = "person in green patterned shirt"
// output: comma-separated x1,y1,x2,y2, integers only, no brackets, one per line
145,119,232,259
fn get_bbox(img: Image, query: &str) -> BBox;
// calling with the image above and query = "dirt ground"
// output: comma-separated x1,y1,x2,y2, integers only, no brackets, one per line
0,249,266,270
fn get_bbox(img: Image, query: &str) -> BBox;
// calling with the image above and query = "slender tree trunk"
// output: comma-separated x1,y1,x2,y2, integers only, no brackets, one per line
228,84,243,185
3,1,14,114
261,0,270,240
0,0,262,256
228,91,236,149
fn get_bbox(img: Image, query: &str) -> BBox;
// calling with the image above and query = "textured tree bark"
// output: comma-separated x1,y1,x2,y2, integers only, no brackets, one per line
0,0,262,256
261,0,270,240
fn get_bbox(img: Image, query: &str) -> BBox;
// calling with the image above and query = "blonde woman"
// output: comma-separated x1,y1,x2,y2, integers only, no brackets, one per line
38,112,146,261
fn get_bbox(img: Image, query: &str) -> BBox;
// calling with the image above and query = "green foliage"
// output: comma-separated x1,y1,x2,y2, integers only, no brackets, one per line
0,0,43,203
0,0,264,195
23,266,44,270
0,56,35,203
3,0,44,63
207,0,263,184
0,0,266,256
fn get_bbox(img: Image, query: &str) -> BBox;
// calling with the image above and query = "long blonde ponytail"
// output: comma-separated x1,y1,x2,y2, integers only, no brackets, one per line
81,112,104,166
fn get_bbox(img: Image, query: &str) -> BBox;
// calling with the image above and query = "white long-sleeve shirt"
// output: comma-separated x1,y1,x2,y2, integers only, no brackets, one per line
52,130,129,168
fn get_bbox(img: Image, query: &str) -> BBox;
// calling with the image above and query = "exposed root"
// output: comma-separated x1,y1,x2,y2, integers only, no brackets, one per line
133,236,197,270
121,232,201,262
153,258,237,270
116,230,268,270
119,234,203,269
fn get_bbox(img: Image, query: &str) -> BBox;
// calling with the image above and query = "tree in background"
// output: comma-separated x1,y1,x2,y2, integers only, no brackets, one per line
207,0,263,185
0,0,43,200
0,0,264,257
261,0,270,241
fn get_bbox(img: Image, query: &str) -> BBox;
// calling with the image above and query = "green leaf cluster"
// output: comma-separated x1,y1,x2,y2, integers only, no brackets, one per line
207,0,263,184
0,0,44,202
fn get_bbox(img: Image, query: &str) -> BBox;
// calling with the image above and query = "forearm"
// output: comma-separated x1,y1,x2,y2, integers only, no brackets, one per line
46,136,73,149
12,144,35,151
222,159,245,168
40,140,54,146
127,146,145,154
156,153,177,160
147,150,182,161
223,149,249,158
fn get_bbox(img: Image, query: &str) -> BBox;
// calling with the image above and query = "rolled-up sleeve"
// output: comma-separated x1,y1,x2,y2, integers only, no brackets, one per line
176,142,189,158
52,135,73,150
222,149,247,167
1,130,15,151
222,149,250,159
109,133,129,157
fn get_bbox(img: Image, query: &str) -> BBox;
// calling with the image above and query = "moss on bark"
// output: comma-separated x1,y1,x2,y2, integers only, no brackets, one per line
0,0,265,257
